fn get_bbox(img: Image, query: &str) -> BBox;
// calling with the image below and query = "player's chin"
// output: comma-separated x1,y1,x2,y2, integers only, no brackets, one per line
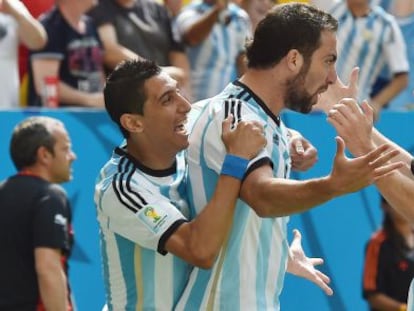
176,136,190,151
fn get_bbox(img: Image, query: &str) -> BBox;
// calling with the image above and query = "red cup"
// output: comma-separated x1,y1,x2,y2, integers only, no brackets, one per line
43,76,59,108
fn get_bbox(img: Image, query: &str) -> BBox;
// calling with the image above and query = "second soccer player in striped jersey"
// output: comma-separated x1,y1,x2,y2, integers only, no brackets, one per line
176,3,404,310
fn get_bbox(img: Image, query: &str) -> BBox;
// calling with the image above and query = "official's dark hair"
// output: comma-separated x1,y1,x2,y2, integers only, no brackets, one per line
104,59,161,138
10,116,58,171
246,3,338,69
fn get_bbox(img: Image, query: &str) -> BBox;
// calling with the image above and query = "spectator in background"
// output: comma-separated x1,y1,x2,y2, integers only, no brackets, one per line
18,0,54,106
28,0,105,108
329,0,409,119
0,116,76,310
88,0,192,100
363,195,414,311
0,0,46,108
163,0,183,19
175,0,251,101
382,0,414,111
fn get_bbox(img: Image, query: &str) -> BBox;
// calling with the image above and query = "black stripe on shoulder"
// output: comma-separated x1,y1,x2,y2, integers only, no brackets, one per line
243,157,273,181
158,219,188,255
224,99,230,119
235,99,242,123
112,157,147,213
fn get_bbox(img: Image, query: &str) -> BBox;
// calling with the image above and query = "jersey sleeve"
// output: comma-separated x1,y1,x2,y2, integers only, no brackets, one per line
32,185,72,254
192,98,271,175
383,18,410,75
99,184,188,255
175,6,201,37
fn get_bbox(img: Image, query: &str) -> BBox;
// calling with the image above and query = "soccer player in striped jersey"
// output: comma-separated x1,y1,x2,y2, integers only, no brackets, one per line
176,3,404,310
94,59,267,311
175,0,251,101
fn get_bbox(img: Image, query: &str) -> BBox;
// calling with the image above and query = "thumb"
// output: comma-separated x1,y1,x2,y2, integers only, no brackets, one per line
292,229,302,241
221,114,234,137
335,136,346,159
360,100,374,123
291,229,302,246
348,67,359,95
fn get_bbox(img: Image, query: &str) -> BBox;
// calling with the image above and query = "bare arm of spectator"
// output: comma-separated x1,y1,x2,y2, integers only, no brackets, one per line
392,0,414,17
97,23,143,70
31,57,104,108
58,83,104,108
370,73,409,116
35,247,68,310
1,0,47,49
180,0,227,46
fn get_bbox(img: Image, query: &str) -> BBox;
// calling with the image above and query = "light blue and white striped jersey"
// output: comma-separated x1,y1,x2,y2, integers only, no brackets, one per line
176,81,291,311
331,2,409,101
388,13,414,110
408,278,414,310
175,2,251,101
94,147,191,311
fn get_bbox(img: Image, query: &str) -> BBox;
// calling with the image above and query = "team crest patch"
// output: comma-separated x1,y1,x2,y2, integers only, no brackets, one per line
138,204,169,233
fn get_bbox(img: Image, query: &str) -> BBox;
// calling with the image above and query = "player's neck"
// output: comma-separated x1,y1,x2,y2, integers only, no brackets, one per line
126,142,177,171
240,70,284,116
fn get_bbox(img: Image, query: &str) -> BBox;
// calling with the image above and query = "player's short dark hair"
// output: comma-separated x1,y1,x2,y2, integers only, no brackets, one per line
104,59,161,138
246,3,338,69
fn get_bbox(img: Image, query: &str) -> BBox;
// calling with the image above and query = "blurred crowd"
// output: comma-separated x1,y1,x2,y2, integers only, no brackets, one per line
0,0,413,114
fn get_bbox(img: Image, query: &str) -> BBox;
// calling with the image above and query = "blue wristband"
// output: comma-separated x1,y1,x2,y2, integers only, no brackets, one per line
220,154,249,180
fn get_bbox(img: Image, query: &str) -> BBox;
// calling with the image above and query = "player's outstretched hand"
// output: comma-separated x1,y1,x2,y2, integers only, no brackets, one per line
328,137,404,195
287,229,333,296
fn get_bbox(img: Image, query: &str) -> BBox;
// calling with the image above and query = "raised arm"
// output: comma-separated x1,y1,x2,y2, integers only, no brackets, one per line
328,99,414,222
1,0,47,50
240,136,402,217
178,0,227,46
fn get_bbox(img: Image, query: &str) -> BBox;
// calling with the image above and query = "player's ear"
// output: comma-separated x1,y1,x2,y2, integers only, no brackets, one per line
286,49,304,73
120,113,144,134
